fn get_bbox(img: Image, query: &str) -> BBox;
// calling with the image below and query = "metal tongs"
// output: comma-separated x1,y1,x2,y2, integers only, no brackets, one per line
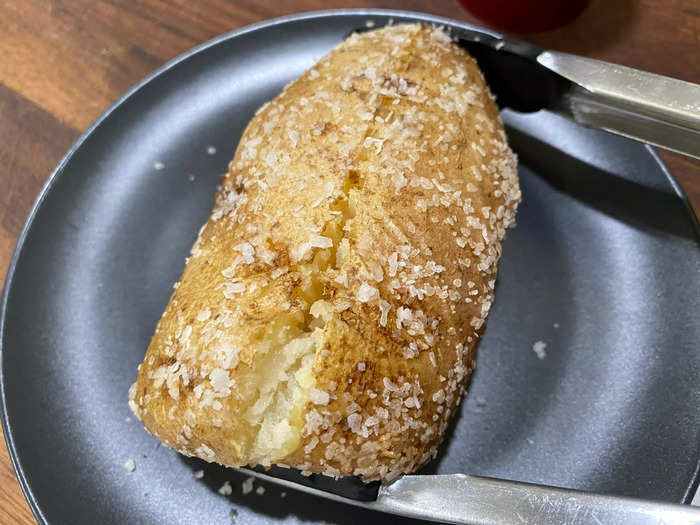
453,26,700,160
241,467,700,524
234,18,700,524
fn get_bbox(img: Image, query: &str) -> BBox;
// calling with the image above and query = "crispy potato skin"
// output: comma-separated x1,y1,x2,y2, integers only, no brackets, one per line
131,24,520,481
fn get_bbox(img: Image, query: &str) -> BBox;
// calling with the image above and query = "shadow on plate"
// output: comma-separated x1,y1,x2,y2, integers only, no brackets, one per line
506,125,698,241
178,455,413,524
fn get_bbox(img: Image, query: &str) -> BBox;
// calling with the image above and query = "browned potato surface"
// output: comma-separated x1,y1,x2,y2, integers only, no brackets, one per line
130,24,520,481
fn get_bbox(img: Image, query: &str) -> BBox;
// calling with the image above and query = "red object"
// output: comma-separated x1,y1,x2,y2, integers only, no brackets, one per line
459,0,590,33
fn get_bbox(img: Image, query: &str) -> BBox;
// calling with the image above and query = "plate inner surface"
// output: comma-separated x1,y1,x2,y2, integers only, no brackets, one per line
2,11,698,525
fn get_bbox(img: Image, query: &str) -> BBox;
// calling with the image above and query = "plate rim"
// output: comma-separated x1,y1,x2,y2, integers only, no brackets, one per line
1,8,698,523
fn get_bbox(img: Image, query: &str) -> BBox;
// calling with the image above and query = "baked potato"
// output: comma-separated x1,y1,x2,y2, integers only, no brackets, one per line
130,23,520,481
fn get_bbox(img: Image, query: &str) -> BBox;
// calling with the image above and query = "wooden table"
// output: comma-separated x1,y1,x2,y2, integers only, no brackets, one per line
1,1,698,522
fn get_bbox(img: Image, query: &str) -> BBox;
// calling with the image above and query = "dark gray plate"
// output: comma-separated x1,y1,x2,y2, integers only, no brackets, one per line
1,9,698,525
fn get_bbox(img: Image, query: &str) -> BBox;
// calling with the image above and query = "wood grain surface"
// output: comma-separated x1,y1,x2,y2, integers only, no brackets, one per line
1,1,698,522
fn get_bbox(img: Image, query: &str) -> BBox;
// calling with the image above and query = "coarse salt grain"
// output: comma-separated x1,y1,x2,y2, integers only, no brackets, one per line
533,341,547,360
383,377,398,391
206,145,217,155
310,388,330,405
234,242,255,263
153,161,165,170
123,458,135,472
388,252,399,277
218,481,232,496
209,368,231,393
242,476,255,495
311,234,333,248
347,413,362,433
255,486,265,495
222,281,246,298
378,299,391,327
429,351,437,367
357,282,379,302
196,444,215,459
364,416,379,427
364,136,384,154
403,343,419,359
194,470,204,479
392,172,407,192
221,262,237,278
